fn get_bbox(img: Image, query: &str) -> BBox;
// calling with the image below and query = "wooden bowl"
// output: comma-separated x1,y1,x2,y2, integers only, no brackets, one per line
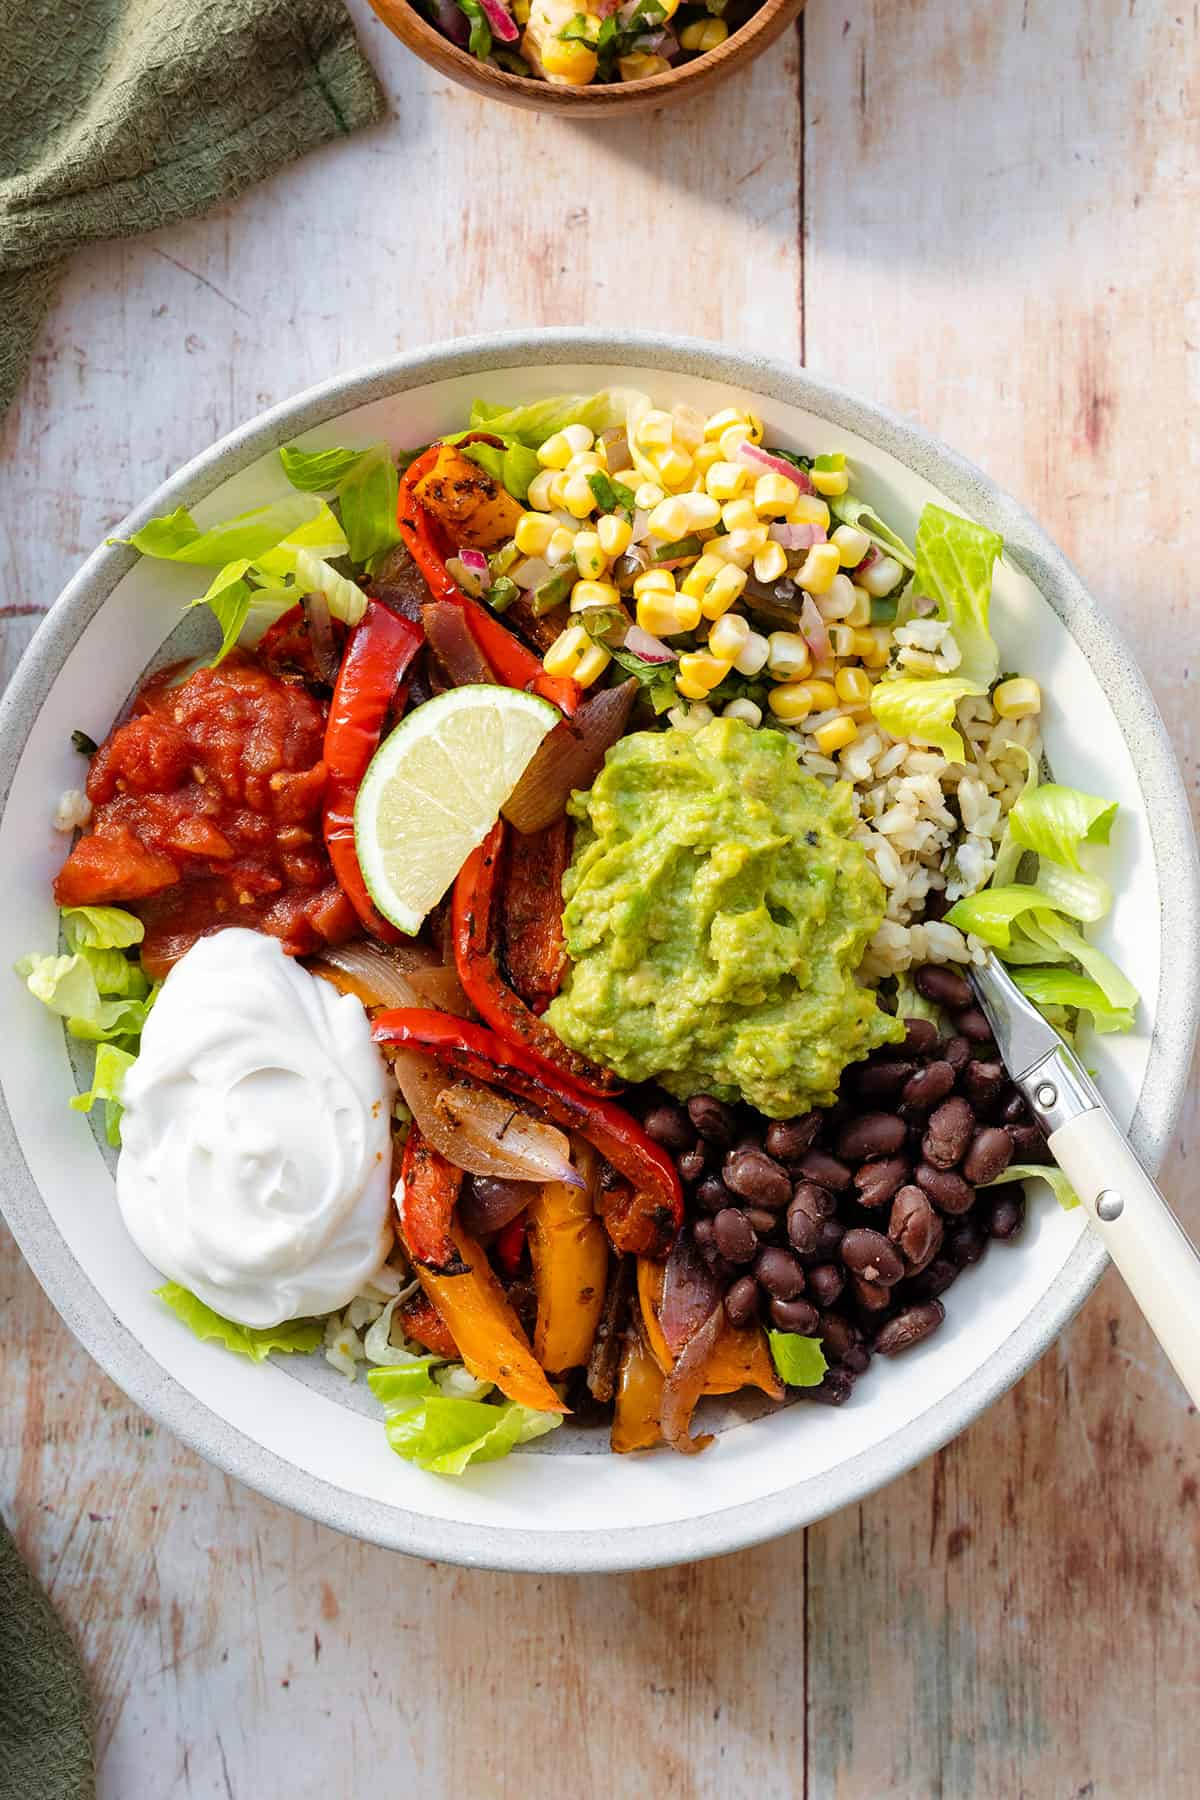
367,0,806,114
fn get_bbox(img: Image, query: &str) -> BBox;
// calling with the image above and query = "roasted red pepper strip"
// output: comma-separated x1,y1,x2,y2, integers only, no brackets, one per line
322,601,424,941
503,816,570,1013
453,820,620,1097
397,446,579,716
371,1010,682,1258
396,1126,470,1275
397,1288,459,1360
494,1214,527,1278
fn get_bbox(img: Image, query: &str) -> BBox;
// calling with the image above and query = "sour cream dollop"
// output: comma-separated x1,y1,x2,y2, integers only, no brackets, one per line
117,929,393,1328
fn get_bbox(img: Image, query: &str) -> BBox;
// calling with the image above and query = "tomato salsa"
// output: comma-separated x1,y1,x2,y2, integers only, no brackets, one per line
55,657,357,978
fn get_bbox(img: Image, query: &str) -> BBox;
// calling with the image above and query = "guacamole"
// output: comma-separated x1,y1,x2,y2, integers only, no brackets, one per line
546,719,903,1117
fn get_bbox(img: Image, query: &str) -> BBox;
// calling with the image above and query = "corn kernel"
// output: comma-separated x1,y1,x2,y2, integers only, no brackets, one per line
572,642,609,686
636,408,675,450
693,442,723,474
656,0,681,16
650,444,694,491
677,651,731,694
547,472,568,509
857,627,892,668
993,677,1042,719
597,513,632,558
515,511,556,557
538,432,575,471
565,450,604,478
634,481,665,510
797,542,841,596
785,494,830,528
753,541,789,584
680,16,728,50
722,696,762,727
571,578,618,613
671,404,705,449
719,423,752,461
753,473,799,517
633,568,676,600
572,533,607,581
680,553,724,600
709,612,751,661
699,563,748,619
767,683,814,724
704,460,747,501
818,573,857,622
814,715,858,754
810,659,836,682
846,585,872,628
856,553,905,598
721,498,757,534
559,475,595,520
704,408,746,440
648,492,721,540
526,469,558,512
675,675,713,702
725,524,770,563
800,678,838,710
734,630,770,677
637,590,701,636
828,625,856,658
562,424,594,455
831,523,871,568
767,631,812,681
542,38,598,82
543,624,589,678
835,667,873,707
811,465,850,497
546,526,579,567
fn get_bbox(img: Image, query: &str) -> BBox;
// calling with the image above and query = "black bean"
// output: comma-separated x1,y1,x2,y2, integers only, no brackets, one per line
840,1227,904,1286
853,1058,918,1103
743,1206,779,1236
902,1060,956,1110
797,1149,853,1192
915,965,972,1010
851,1275,893,1313
888,1184,944,1273
805,1367,856,1406
902,1016,939,1056
854,1154,909,1209
785,1204,819,1256
695,1174,732,1215
1007,1123,1052,1164
687,1094,737,1145
791,1179,837,1220
962,1126,1013,1186
693,1217,716,1252
812,1218,847,1260
769,1295,820,1334
961,1059,1006,1109
724,1275,760,1329
1001,1091,1028,1125
986,1191,1026,1240
713,1207,758,1264
764,1113,822,1163
755,1246,806,1300
903,1256,959,1301
874,1301,945,1355
817,1313,860,1363
914,1161,976,1215
942,1034,971,1073
642,1103,695,1151
922,1097,976,1169
946,1219,986,1268
954,1005,995,1045
842,1342,871,1375
807,1262,845,1309
837,1111,907,1163
723,1148,792,1210
677,1146,709,1183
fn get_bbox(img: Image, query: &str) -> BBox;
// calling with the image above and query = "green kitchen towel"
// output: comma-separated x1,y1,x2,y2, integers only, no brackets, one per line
0,0,386,416
0,1515,94,1800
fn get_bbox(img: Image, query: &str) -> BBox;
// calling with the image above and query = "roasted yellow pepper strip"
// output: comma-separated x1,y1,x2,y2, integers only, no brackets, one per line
528,1143,610,1375
418,1218,567,1415
611,1324,666,1454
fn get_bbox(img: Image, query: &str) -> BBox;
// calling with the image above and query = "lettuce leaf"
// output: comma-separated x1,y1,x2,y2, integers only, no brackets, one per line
279,441,403,568
767,1331,828,1387
278,445,369,492
469,388,642,449
16,946,152,1041
1028,912,1138,1013
155,1283,326,1360
290,548,367,627
828,492,915,571
1032,859,1112,925
1008,781,1117,871
188,560,254,665
118,496,324,566
981,1162,1080,1211
368,1366,561,1475
1011,967,1135,1035
69,1042,136,1146
61,906,144,952
911,505,1002,687
459,439,542,504
869,675,986,763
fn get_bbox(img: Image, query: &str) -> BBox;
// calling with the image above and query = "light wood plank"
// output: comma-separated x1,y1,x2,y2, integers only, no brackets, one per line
803,3,1200,1794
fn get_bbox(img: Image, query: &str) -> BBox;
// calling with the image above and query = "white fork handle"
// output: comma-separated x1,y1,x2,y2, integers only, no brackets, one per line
1049,1108,1200,1406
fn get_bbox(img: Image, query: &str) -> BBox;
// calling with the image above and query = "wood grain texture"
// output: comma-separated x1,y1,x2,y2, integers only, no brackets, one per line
1,1,1197,1796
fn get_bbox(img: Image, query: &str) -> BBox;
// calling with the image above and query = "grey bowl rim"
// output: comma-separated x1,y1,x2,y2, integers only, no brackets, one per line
0,327,1195,1574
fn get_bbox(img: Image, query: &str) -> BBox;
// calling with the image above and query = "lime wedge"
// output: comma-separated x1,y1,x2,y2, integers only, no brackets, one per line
354,684,558,933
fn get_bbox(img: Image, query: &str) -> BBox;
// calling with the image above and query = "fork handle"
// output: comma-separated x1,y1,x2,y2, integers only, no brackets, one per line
1048,1107,1200,1406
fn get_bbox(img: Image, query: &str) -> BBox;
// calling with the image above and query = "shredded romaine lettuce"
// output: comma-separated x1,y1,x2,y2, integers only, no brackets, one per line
767,1331,828,1387
1011,968,1135,1035
981,1163,1080,1211
458,439,542,504
70,1042,136,1146
870,675,986,763
279,440,402,569
910,505,1003,687
368,1365,560,1475
828,492,916,571
119,496,323,566
1008,781,1117,871
61,906,144,951
468,388,641,449
290,548,367,627
155,1283,326,1360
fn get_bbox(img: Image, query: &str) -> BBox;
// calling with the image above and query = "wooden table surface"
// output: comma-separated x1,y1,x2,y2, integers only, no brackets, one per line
2,3,1197,1795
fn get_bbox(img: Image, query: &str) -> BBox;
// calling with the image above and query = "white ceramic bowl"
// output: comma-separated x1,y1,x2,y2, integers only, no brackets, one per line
2,332,1196,1572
